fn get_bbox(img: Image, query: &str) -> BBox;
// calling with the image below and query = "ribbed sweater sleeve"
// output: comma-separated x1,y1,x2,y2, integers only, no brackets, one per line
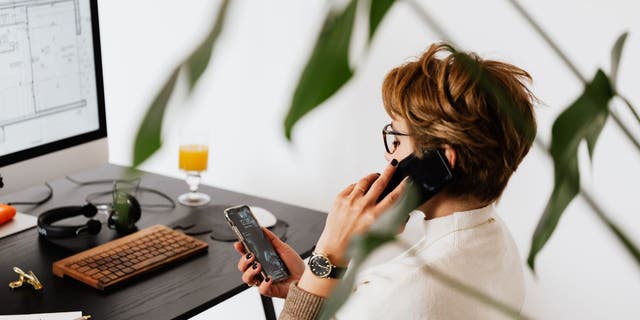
279,281,326,320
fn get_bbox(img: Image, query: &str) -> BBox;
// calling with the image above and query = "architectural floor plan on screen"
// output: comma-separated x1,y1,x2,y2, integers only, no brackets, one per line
0,0,99,156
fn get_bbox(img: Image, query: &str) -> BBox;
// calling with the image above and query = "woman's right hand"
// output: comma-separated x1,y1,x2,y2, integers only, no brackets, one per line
234,228,305,298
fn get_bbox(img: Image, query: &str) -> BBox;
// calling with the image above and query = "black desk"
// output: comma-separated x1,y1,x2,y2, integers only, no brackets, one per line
0,164,326,319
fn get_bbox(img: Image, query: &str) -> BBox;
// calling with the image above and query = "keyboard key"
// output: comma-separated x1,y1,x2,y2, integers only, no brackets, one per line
86,269,99,276
132,254,167,271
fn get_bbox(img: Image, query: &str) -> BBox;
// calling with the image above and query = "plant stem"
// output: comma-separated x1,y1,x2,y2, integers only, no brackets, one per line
505,0,588,83
610,112,640,150
581,188,640,267
403,0,457,46
618,94,640,130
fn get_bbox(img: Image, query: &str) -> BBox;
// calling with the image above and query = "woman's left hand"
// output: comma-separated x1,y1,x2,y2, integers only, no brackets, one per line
314,160,407,266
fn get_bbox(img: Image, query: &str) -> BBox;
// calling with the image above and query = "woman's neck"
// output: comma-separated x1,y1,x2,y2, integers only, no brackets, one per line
418,194,488,220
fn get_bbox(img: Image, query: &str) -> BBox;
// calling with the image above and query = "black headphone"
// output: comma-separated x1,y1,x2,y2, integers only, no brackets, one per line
37,192,141,238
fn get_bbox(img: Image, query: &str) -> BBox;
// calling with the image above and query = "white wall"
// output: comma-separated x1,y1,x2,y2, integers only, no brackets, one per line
99,0,640,318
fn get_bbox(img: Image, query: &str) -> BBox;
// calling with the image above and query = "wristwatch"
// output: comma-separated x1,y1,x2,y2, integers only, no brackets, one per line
308,252,347,279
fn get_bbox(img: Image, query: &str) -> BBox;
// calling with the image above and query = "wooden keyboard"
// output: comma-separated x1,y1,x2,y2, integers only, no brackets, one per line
53,224,208,290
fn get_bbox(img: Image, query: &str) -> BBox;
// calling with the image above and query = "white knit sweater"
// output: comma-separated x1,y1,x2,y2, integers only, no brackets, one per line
335,204,526,319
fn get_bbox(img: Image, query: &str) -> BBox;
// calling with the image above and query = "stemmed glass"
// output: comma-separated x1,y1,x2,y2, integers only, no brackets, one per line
177,129,211,206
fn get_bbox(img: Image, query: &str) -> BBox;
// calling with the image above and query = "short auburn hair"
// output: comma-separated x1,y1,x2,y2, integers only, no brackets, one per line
382,43,537,203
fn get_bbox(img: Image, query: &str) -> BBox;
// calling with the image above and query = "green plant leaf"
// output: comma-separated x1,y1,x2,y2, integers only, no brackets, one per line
284,0,357,140
132,68,179,167
527,70,614,271
610,32,628,88
186,0,230,91
369,0,395,41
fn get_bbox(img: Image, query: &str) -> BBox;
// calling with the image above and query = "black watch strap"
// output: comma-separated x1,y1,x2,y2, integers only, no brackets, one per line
329,265,347,279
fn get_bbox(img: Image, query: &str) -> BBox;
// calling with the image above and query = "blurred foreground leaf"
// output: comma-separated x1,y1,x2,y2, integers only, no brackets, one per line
369,0,395,41
186,0,230,90
527,70,614,271
133,69,179,167
132,1,229,166
284,0,357,140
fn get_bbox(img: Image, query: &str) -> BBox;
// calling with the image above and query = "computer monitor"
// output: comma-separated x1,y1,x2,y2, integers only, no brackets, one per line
0,0,108,193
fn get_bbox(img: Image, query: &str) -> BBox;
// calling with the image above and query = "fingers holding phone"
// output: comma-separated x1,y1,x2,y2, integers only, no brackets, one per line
236,250,255,273
228,206,305,298
233,241,246,255
315,161,405,265
241,260,263,285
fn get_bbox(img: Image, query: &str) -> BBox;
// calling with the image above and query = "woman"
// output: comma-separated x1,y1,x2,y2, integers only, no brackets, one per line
235,43,536,319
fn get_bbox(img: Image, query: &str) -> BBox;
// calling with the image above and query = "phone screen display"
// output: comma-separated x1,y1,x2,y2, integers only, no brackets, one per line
225,205,289,282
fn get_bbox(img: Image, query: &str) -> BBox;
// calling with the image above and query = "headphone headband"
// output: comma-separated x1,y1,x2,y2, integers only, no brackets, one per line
37,206,99,238
37,193,141,239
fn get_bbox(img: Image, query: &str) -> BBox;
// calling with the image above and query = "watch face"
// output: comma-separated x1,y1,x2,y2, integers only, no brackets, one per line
310,255,332,278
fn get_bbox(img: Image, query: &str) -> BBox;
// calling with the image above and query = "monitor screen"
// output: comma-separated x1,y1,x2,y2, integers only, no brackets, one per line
0,0,106,167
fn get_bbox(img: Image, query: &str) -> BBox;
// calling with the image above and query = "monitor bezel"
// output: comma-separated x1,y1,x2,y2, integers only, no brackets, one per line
0,0,108,168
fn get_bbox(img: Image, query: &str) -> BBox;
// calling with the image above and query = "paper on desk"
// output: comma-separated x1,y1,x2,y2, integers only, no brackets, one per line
0,311,82,320
0,212,37,239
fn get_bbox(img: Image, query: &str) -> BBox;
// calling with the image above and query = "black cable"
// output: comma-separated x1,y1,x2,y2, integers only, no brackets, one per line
66,176,176,210
65,176,140,186
7,182,54,206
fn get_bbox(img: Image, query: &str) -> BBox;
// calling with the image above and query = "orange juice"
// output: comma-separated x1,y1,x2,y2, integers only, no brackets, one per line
179,144,209,171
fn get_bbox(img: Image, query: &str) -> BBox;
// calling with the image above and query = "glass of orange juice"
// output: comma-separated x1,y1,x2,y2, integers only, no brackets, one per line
178,130,211,206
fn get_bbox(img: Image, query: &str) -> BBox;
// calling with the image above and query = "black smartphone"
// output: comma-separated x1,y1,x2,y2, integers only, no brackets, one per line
377,149,454,204
224,205,289,282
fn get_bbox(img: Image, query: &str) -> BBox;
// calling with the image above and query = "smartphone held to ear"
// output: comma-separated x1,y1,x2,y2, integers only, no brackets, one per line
225,205,289,283
377,149,454,204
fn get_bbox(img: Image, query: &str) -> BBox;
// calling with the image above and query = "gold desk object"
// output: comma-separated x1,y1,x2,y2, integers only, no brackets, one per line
8,267,43,290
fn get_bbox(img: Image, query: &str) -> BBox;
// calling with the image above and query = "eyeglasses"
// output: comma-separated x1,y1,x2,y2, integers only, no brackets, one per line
382,123,410,154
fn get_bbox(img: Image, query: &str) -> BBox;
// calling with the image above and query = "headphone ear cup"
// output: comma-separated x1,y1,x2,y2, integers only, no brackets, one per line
127,194,141,223
86,219,102,235
81,203,98,218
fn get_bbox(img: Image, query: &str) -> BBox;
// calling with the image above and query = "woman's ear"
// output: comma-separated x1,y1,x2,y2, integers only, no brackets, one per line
442,144,456,169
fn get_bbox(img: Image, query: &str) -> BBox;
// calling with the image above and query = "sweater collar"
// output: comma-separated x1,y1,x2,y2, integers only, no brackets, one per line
415,203,495,243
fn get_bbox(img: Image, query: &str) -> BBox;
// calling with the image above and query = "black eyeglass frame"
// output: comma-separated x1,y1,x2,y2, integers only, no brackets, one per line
382,123,411,154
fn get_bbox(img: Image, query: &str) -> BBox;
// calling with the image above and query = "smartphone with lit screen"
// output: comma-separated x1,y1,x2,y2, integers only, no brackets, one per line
377,149,454,204
225,205,289,282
